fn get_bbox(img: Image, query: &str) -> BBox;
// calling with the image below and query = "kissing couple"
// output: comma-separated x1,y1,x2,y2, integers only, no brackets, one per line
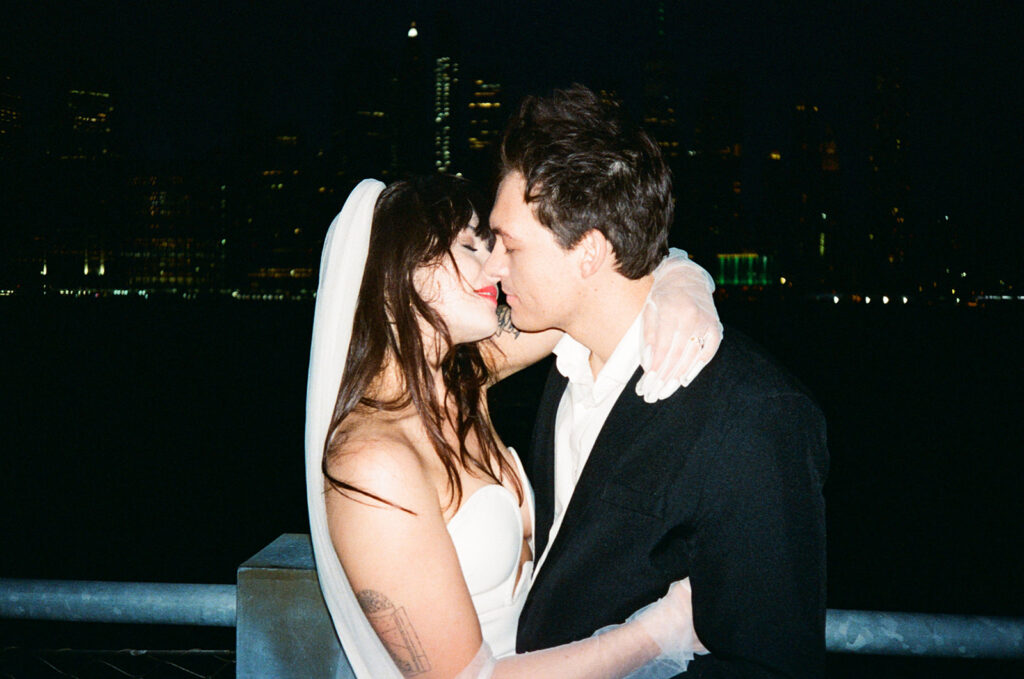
305,84,828,678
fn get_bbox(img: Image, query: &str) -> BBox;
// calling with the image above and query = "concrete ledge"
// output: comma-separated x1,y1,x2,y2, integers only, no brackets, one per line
236,534,354,679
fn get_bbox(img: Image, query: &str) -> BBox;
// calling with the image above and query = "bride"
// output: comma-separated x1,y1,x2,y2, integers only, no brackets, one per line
306,175,720,678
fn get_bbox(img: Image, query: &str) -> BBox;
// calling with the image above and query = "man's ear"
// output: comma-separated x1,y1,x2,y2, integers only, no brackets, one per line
576,229,609,279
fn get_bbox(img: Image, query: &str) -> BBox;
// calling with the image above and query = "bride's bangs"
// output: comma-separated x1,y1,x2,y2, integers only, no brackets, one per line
325,175,519,512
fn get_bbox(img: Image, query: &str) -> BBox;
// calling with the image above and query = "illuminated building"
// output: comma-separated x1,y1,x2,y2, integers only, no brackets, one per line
226,131,320,296
27,84,124,292
643,2,682,175
433,55,456,172
866,54,913,286
465,77,503,182
0,73,25,287
331,48,394,181
0,73,22,160
61,88,115,161
716,253,773,287
591,88,617,108
433,12,461,174
681,72,747,263
123,174,221,291
394,21,434,173
763,102,843,288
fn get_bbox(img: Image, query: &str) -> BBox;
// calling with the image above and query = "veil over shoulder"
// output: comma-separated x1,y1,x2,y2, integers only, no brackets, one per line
304,179,404,679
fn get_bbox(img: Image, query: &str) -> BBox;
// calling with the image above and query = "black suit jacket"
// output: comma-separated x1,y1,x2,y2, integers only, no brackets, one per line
517,329,828,678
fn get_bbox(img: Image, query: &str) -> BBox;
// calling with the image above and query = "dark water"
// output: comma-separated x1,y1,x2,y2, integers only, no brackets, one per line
2,297,1023,674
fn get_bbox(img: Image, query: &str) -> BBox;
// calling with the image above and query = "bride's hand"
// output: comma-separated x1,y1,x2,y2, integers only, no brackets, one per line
461,578,708,679
637,249,723,402
634,578,708,660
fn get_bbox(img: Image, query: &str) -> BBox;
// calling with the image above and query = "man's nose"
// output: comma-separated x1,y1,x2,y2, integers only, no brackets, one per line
483,245,507,279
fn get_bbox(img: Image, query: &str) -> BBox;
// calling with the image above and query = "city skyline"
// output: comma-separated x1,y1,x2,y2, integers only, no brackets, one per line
4,4,1018,162
2,1,1021,295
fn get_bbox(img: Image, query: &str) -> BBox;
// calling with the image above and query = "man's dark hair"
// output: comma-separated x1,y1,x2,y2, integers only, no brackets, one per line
500,84,672,279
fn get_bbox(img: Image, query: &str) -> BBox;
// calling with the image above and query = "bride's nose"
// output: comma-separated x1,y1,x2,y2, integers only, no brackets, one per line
472,263,499,287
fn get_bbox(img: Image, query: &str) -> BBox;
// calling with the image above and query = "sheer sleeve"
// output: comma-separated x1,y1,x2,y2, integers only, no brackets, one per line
636,248,722,401
455,580,705,679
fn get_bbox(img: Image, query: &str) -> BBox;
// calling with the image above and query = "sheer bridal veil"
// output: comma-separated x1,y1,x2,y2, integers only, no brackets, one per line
304,179,404,679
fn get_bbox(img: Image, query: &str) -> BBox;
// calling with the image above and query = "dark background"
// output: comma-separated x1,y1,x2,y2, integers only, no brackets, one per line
2,1,1022,234
2,1,1023,676
2,296,1022,677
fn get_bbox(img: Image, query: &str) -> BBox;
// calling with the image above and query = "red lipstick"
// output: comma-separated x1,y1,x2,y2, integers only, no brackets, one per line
475,285,498,305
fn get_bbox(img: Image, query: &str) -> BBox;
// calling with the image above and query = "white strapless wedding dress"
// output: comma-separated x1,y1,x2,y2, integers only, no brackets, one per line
447,448,535,658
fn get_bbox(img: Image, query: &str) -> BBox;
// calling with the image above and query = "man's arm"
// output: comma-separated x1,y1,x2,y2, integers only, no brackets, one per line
479,304,564,383
687,393,828,678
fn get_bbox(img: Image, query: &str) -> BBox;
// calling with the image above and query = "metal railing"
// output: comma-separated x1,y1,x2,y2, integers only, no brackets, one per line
3,579,1023,659
3,533,1023,675
0,578,236,627
825,609,1023,658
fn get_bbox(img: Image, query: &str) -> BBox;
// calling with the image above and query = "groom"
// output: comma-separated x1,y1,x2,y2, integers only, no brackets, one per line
484,85,828,677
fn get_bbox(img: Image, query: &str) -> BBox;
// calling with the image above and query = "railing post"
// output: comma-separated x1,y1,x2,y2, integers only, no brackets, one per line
236,534,354,679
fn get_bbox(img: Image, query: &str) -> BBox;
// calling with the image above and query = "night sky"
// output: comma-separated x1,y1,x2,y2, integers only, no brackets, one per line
4,1,1022,243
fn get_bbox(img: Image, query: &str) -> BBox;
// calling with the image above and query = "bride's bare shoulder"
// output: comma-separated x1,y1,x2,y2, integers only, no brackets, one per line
325,422,438,515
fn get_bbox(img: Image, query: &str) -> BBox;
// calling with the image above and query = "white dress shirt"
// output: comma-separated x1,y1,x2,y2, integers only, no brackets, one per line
533,312,644,576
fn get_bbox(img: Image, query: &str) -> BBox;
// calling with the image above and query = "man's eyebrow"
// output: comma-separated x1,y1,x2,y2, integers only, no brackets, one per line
490,225,516,241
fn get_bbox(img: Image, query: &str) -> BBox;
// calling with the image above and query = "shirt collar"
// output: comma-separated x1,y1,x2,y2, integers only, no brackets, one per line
552,311,644,393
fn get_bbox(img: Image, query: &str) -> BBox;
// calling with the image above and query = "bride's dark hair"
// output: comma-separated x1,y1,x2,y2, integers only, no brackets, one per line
323,175,522,511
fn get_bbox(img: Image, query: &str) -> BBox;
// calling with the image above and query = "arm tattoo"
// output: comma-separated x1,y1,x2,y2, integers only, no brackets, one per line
356,589,431,676
495,304,520,338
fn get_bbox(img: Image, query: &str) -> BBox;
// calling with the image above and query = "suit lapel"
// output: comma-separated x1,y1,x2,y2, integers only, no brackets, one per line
530,367,664,590
530,364,567,561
